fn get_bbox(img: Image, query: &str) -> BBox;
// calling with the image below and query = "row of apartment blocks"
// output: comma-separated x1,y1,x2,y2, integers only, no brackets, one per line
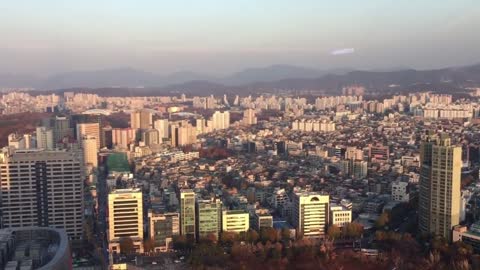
291,119,336,132
107,188,352,254
0,90,455,116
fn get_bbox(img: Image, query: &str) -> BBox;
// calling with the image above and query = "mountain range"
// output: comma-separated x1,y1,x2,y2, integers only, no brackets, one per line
0,64,479,94
0,65,349,90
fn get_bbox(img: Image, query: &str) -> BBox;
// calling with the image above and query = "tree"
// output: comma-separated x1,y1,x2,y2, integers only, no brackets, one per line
260,227,279,243
143,238,155,253
83,218,95,245
375,212,390,229
189,242,227,268
205,233,218,244
327,225,342,239
119,237,135,254
172,235,187,251
281,228,291,241
247,192,256,204
246,229,259,243
220,231,238,245
342,222,364,239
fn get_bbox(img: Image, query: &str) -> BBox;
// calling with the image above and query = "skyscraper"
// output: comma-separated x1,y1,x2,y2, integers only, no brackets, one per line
196,198,222,240
130,110,153,130
82,135,98,168
112,128,136,149
419,133,461,241
53,116,73,146
101,126,113,149
76,122,101,149
178,124,197,146
242,108,257,126
108,189,144,254
36,126,54,150
170,123,180,148
195,118,205,135
0,148,84,239
293,192,329,238
211,111,230,130
142,129,159,146
180,189,196,241
154,119,169,140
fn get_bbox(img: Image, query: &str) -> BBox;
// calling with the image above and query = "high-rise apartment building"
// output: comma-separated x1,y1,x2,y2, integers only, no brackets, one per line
170,121,197,147
142,129,159,146
211,111,230,130
180,189,196,241
36,127,54,150
130,110,153,130
81,135,98,168
101,126,113,149
76,123,100,149
108,189,144,254
195,118,206,135
154,119,169,140
178,124,197,146
242,109,257,126
352,160,368,179
0,148,84,239
293,192,329,238
170,124,179,148
196,198,222,240
112,128,136,149
419,133,461,241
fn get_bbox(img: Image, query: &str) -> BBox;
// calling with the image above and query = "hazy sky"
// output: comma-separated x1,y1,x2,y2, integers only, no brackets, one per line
1,0,479,75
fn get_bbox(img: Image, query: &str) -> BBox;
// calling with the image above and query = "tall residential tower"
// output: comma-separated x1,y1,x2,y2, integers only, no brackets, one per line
418,133,461,241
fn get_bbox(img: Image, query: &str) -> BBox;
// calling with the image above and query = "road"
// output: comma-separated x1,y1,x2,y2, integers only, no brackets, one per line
96,166,109,265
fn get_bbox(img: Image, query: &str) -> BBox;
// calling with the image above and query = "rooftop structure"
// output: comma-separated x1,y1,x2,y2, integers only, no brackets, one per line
0,227,71,270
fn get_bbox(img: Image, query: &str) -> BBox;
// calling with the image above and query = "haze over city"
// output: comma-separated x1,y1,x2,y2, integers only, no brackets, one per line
1,0,479,76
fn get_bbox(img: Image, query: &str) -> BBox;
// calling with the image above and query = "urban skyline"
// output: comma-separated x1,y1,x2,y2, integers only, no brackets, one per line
1,1,480,269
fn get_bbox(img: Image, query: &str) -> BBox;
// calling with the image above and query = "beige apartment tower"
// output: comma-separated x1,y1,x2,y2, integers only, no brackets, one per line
108,189,144,254
76,123,100,149
419,133,461,241
81,135,98,168
130,110,153,130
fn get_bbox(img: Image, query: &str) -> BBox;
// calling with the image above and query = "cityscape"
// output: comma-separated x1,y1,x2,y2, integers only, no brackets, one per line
1,88,480,269
1,0,480,270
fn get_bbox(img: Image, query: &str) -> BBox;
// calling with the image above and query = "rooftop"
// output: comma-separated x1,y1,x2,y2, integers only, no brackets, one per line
0,227,70,270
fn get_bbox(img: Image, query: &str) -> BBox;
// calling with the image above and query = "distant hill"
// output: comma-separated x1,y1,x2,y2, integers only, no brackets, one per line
0,65,344,90
39,68,159,89
1,63,480,93
160,64,480,94
220,65,325,85
0,73,40,88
